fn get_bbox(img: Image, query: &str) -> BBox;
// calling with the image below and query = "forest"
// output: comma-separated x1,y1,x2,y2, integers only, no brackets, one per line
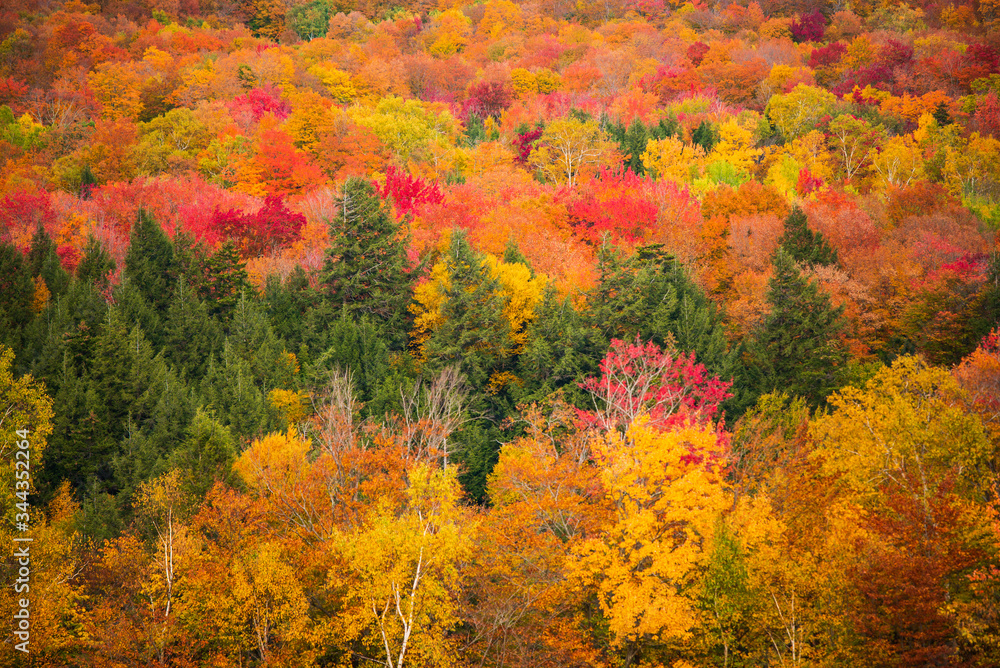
1,0,1000,664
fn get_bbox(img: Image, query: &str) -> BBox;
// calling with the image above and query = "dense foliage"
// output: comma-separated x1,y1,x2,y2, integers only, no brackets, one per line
1,0,1000,665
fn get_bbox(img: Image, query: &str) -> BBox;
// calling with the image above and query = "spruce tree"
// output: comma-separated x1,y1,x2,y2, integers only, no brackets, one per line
623,117,649,174
517,285,604,406
0,241,33,350
321,177,419,348
203,240,250,321
421,229,513,393
777,205,838,267
76,235,116,288
123,209,176,315
27,224,70,299
163,277,222,381
692,120,718,152
749,247,848,406
588,243,734,378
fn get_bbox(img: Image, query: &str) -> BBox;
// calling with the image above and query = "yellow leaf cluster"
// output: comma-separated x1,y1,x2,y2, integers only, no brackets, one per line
575,419,728,645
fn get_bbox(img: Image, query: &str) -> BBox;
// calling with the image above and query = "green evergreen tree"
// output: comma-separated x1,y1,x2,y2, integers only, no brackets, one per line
226,292,294,391
588,243,734,378
692,120,718,152
264,267,317,350
169,409,236,499
123,209,176,315
26,224,70,299
21,279,106,381
0,241,33,351
199,351,275,440
421,229,513,394
76,235,116,288
163,277,222,381
748,247,848,407
777,205,838,267
517,285,604,406
202,240,251,321
623,117,649,174
308,309,392,408
502,239,533,273
321,177,419,348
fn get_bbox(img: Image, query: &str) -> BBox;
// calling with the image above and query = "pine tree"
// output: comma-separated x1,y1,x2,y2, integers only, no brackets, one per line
623,117,649,174
0,241,33,350
26,224,70,299
123,209,176,315
517,285,604,406
588,243,735,380
163,277,222,381
421,229,513,393
321,177,419,348
693,120,718,152
76,235,116,288
169,409,236,499
777,205,838,267
202,240,250,321
748,247,848,406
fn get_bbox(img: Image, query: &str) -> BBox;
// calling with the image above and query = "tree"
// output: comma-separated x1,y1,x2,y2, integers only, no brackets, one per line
587,244,735,380
460,403,607,667
123,209,176,316
201,240,250,322
811,356,991,505
162,277,221,381
210,195,306,259
748,248,848,406
337,463,471,668
811,357,993,665
0,344,53,522
574,418,729,658
321,177,419,347
529,117,612,187
578,337,732,435
76,235,116,288
0,240,32,350
766,85,838,140
777,206,839,268
826,115,886,184
26,223,70,300
411,229,515,392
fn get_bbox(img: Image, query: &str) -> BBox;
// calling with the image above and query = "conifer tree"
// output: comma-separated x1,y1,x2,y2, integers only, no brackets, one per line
748,247,848,406
203,240,250,321
588,243,735,381
76,235,116,288
0,241,33,350
517,285,604,406
27,224,70,299
777,205,839,267
421,229,513,393
321,177,419,347
163,277,222,381
623,117,649,174
123,209,176,315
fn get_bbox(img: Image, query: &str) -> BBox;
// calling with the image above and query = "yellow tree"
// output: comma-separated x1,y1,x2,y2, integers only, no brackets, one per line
574,418,729,652
642,135,706,183
0,345,53,524
871,133,924,190
766,84,839,141
811,355,992,511
0,483,83,666
708,118,761,176
336,463,471,668
87,61,146,121
529,117,613,187
460,403,609,665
